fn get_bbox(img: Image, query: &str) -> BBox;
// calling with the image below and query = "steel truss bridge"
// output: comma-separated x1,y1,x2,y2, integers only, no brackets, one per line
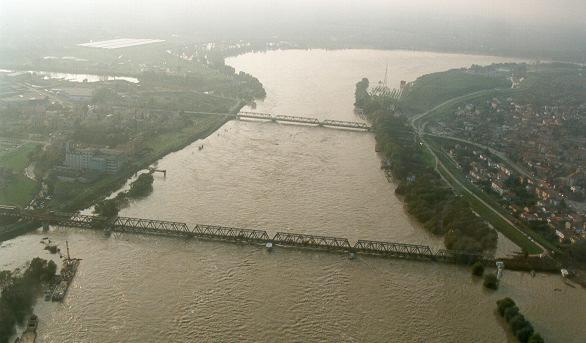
0,205,491,265
183,110,372,131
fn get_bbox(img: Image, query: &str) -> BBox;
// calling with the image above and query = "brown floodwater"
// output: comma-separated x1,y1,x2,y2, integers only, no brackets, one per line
2,49,583,343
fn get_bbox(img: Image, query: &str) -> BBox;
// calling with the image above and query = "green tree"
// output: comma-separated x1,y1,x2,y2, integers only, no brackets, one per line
497,297,516,316
94,198,120,218
504,306,520,322
516,325,535,343
528,333,545,343
483,273,499,289
471,261,485,276
354,78,370,107
47,260,57,279
510,314,528,334
569,239,586,263
127,173,154,198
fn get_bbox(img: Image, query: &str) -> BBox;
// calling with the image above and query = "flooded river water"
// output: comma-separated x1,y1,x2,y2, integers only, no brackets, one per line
1,49,584,342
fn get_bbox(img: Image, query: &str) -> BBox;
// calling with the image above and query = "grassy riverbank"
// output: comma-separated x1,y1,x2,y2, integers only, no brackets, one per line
0,115,230,242
52,114,230,212
0,143,40,207
401,68,512,114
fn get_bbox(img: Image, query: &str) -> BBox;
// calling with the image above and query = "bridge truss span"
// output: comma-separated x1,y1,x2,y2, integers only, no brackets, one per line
321,119,370,130
238,111,273,120
435,249,493,264
235,111,370,131
192,224,270,243
354,240,434,259
274,115,320,125
114,217,190,235
0,207,497,266
272,232,351,250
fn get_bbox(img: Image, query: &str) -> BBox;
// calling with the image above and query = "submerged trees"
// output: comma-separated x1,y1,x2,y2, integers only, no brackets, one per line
0,258,56,343
483,273,499,289
94,172,155,218
127,173,154,198
496,298,545,343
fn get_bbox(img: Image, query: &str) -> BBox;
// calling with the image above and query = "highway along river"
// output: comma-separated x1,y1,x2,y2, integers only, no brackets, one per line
2,49,585,342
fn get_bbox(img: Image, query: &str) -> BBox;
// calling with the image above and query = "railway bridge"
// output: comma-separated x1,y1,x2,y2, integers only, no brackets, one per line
0,205,491,265
183,110,372,131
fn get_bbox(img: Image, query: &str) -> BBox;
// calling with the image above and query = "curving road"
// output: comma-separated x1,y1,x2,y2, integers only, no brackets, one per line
424,133,533,179
411,90,546,255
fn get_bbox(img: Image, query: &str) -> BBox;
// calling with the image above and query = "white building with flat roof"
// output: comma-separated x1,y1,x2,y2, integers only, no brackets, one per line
64,143,126,174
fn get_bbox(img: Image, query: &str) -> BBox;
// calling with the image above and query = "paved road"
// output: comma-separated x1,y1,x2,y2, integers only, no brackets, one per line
411,90,546,255
424,133,533,179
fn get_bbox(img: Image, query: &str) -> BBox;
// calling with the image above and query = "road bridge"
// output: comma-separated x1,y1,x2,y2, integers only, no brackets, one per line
0,205,493,265
321,119,371,130
273,232,351,250
184,110,371,131
273,115,320,125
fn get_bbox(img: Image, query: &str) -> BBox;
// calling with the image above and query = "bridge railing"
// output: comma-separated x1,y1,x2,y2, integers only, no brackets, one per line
193,224,270,242
0,205,20,218
114,217,190,234
321,119,370,129
354,240,434,258
0,207,494,265
274,115,320,124
238,111,369,129
238,111,273,120
272,232,351,250
434,249,491,264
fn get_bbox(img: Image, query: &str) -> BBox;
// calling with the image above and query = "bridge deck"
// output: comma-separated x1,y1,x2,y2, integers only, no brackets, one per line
273,232,351,250
321,119,370,130
354,240,435,259
274,115,320,125
237,111,371,130
1,207,491,265
238,111,273,120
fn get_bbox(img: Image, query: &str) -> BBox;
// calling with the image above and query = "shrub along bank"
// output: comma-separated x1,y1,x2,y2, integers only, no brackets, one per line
496,298,545,343
94,173,154,218
357,79,497,253
0,258,56,343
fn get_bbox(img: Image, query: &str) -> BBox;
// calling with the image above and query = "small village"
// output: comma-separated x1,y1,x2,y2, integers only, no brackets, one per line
429,93,586,247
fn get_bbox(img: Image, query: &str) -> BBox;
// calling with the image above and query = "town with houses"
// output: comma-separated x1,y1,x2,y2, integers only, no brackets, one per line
428,91,586,247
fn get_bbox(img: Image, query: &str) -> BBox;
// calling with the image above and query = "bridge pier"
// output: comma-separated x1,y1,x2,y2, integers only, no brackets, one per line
0,206,492,267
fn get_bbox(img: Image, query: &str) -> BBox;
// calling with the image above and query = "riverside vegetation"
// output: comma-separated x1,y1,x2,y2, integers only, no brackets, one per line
0,258,57,343
496,298,545,343
0,40,266,240
94,173,154,218
356,77,498,253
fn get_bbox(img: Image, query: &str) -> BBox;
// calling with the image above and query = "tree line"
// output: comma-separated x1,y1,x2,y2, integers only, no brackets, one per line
497,298,545,343
356,78,497,253
94,173,154,218
0,258,57,343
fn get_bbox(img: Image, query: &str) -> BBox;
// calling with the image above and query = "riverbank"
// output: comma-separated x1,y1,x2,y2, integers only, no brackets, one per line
0,115,232,242
2,49,584,343
0,142,42,207
357,87,499,253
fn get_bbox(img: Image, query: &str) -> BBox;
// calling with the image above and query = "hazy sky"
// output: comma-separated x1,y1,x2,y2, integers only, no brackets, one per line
2,0,584,30
1,0,585,61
